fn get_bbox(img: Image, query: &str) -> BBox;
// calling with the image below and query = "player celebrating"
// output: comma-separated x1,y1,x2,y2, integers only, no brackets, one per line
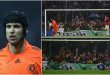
0,11,41,74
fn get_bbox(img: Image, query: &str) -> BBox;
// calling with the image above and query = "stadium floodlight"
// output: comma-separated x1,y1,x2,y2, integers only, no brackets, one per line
44,9,110,36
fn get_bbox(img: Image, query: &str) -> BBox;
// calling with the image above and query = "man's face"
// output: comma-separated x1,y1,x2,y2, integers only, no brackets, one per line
6,23,23,45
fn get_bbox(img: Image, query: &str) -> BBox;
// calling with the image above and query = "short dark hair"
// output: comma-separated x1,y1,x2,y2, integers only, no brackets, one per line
3,11,28,37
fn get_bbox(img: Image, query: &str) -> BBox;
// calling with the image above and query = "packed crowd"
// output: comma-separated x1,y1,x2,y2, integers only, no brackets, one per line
43,41,110,65
64,15,105,31
42,1,110,70
42,1,110,32
45,13,105,32
42,1,110,9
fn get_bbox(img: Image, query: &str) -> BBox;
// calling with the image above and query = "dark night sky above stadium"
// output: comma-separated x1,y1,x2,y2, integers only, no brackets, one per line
0,1,41,48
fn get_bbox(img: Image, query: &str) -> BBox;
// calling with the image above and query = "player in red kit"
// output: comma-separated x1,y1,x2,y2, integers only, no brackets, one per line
104,16,110,35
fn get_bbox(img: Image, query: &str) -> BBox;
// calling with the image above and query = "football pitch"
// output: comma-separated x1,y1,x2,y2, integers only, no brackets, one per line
42,36,110,41
43,70,110,74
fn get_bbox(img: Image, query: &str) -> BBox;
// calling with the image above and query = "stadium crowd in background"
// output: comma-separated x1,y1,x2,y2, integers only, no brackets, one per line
42,41,110,70
42,1,110,9
46,12,106,31
42,1,110,36
42,1,110,70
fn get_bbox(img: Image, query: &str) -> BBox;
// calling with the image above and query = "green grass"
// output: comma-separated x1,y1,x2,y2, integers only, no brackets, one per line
42,36,110,41
43,70,110,74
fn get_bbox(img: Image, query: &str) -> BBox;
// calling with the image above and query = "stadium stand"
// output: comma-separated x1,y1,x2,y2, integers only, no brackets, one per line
42,1,110,36
42,41,110,70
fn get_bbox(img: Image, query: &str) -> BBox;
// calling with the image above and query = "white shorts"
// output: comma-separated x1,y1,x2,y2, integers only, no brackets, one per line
105,25,109,30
